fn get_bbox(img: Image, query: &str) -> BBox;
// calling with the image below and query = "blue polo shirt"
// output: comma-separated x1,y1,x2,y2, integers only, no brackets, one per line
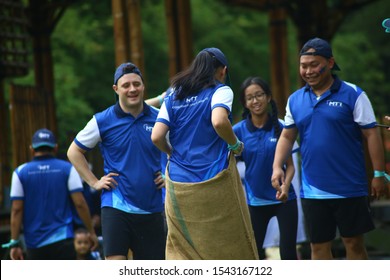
285,76,377,199
156,83,233,182
233,115,297,205
10,155,83,248
74,102,164,213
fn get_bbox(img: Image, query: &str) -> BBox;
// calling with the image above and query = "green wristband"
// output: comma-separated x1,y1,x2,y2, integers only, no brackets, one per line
374,170,390,182
2,239,20,249
228,139,241,151
374,170,385,177
157,95,163,106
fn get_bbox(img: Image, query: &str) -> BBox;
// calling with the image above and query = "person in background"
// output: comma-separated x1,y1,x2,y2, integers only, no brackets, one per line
67,62,166,260
72,178,102,233
5,128,98,260
272,37,387,260
152,47,258,260
233,76,298,260
74,227,101,260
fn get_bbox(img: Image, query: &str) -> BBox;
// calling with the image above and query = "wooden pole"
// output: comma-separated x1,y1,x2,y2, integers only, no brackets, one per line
127,0,144,71
0,80,10,206
112,0,144,70
29,0,57,135
268,5,290,117
165,0,193,78
112,0,129,66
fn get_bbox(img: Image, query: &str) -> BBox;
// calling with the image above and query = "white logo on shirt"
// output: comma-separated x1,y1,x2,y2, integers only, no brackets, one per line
327,100,343,107
269,137,277,142
38,165,50,170
186,96,197,103
143,124,153,132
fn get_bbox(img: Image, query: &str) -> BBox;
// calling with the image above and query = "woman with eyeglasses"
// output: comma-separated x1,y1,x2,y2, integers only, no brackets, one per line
233,76,299,260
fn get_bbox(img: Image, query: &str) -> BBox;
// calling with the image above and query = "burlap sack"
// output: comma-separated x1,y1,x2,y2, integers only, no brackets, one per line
164,153,259,260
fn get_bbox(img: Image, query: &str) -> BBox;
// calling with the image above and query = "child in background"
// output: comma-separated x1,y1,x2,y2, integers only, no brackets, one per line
74,228,101,260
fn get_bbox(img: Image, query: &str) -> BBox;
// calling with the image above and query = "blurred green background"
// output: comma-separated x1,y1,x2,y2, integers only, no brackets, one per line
5,0,389,155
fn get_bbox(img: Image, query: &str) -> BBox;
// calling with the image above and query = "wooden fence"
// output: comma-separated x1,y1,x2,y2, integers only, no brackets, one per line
9,84,51,168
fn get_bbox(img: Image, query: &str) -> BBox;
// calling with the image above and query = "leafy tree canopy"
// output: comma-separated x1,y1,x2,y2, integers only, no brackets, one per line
8,0,390,153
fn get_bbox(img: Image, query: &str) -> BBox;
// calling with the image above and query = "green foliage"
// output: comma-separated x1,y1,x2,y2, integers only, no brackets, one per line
334,0,390,117
140,0,170,96
50,0,115,151
53,62,93,154
192,0,270,86
140,0,274,114
333,33,387,113
53,0,115,114
191,0,271,115
8,0,389,152
55,89,93,154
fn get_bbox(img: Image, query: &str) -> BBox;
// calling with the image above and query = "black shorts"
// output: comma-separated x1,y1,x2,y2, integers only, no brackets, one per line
101,207,166,259
301,196,375,243
26,238,76,260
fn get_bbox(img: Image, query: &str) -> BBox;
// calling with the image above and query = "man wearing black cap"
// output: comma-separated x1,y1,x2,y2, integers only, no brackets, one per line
272,38,386,259
6,128,98,260
67,62,166,260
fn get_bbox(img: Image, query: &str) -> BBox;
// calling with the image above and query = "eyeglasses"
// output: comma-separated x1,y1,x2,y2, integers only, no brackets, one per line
245,92,266,102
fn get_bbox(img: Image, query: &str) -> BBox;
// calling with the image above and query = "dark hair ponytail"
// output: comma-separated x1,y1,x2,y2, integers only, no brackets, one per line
171,51,224,100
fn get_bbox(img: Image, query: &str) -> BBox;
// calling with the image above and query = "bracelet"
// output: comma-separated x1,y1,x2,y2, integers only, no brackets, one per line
374,170,390,182
157,95,163,106
228,138,241,151
2,239,20,249
374,170,385,178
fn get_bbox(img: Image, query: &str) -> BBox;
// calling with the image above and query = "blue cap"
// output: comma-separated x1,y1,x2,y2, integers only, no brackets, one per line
202,47,229,68
201,47,231,85
32,128,56,149
113,62,143,85
300,38,341,71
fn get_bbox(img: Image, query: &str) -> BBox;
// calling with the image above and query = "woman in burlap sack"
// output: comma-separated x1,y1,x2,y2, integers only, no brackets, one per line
151,47,258,260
